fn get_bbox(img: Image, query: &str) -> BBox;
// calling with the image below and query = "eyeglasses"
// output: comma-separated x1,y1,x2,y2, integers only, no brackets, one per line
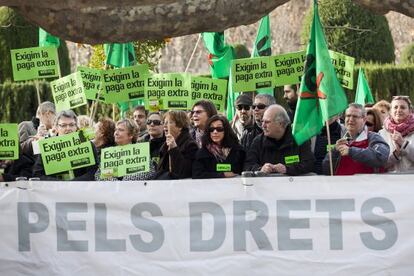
345,114,363,119
191,110,205,116
365,122,374,127
208,127,225,133
252,104,267,110
58,123,77,128
147,119,162,126
236,105,251,111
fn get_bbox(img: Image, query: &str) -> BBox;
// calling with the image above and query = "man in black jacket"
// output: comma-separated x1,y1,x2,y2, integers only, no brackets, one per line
244,105,314,176
283,84,299,122
240,94,276,151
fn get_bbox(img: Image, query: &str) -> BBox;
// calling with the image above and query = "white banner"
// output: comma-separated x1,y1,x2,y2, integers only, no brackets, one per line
1,175,413,275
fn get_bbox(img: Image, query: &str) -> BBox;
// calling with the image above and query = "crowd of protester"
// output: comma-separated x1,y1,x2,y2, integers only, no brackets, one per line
1,89,414,182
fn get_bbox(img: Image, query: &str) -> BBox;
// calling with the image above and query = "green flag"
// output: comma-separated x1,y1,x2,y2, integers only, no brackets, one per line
104,43,137,68
226,70,237,121
39,28,60,48
252,15,271,57
251,15,273,95
202,32,236,120
202,32,235,79
104,43,137,117
292,0,348,145
355,68,374,105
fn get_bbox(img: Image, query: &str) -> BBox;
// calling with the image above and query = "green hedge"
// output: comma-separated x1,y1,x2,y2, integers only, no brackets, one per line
348,64,414,102
301,0,395,64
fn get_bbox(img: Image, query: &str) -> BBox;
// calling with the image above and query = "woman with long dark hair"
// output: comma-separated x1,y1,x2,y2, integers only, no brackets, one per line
193,115,245,178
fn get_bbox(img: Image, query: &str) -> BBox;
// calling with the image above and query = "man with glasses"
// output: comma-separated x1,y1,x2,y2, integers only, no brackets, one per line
19,101,56,155
33,110,98,180
143,112,166,166
322,103,389,175
240,94,276,151
244,104,314,175
232,93,254,140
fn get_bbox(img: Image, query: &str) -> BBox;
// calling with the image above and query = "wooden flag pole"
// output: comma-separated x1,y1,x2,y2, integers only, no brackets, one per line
184,34,201,73
35,80,41,106
90,64,108,123
325,120,334,176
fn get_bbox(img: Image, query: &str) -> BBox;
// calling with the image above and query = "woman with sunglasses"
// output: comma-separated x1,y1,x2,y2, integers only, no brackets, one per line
143,112,166,166
193,115,245,178
365,108,382,133
379,96,414,172
190,100,218,147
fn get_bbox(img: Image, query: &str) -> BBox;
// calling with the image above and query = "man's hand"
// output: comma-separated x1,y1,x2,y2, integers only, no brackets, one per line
336,138,350,156
260,163,275,173
274,163,287,174
337,144,350,156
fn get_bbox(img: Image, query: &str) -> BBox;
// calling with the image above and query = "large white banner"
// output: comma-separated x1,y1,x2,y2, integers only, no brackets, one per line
0,175,413,275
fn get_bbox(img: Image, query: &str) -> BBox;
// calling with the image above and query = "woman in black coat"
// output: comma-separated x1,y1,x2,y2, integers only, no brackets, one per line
193,115,245,179
156,110,198,180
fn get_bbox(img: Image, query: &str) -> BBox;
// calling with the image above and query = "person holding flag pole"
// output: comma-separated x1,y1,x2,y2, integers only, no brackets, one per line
292,0,349,176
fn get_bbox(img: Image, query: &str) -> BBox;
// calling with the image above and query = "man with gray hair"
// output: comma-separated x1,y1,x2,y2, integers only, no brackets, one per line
244,104,314,175
19,101,56,154
240,93,276,151
33,110,98,180
322,103,389,175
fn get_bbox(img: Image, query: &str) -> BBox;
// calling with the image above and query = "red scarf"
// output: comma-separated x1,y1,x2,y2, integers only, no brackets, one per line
384,113,414,137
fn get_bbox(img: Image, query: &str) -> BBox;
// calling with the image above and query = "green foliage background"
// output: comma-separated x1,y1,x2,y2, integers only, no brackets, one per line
88,40,166,71
301,0,395,64
401,43,414,64
0,7,71,82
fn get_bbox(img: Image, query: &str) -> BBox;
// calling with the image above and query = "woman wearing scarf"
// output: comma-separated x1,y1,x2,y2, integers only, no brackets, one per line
193,115,245,178
379,96,414,172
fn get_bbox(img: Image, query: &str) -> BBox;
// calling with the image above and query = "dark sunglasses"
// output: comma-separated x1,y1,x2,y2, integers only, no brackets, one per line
365,122,374,127
146,119,162,126
191,110,205,116
252,104,267,110
208,127,225,133
236,105,251,111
